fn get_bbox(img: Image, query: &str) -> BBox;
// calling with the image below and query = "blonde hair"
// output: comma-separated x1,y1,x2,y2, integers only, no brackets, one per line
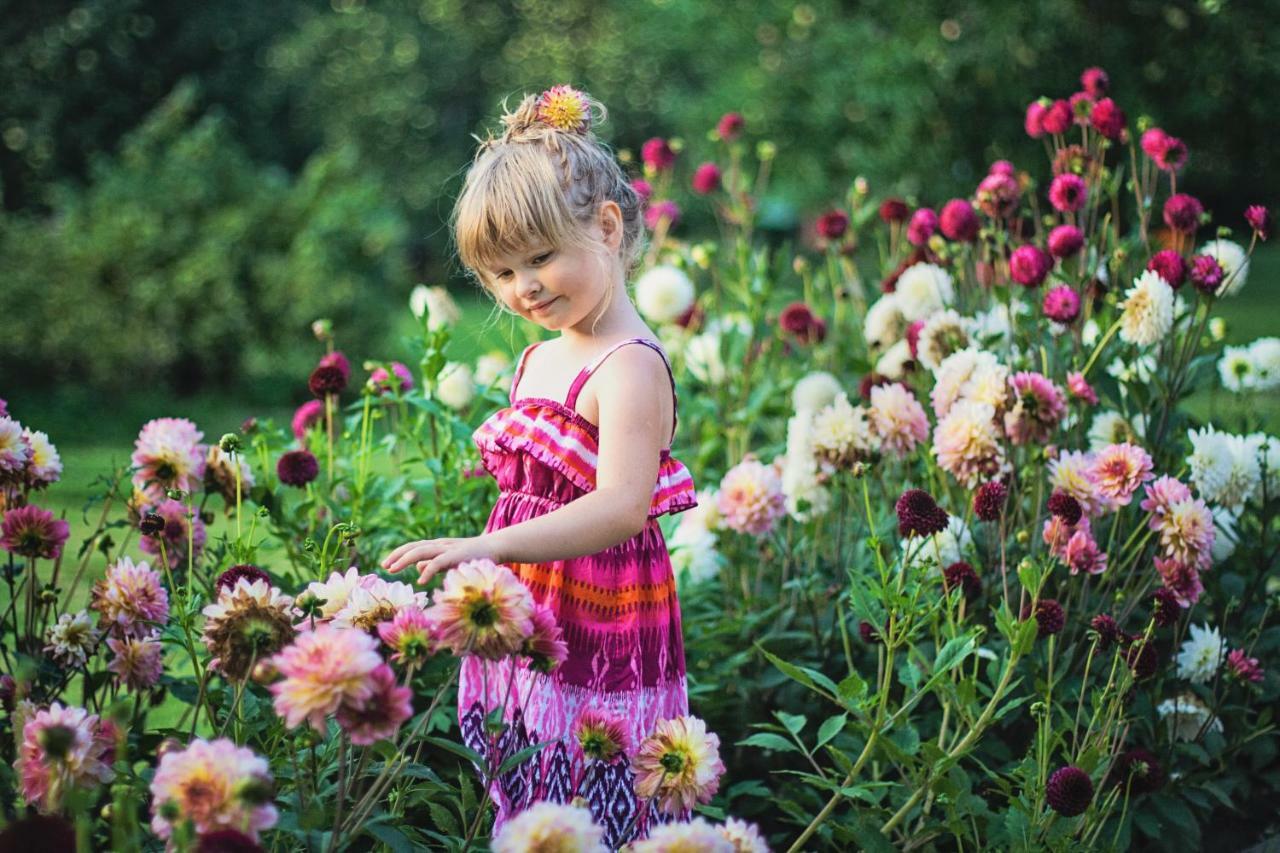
452,89,645,296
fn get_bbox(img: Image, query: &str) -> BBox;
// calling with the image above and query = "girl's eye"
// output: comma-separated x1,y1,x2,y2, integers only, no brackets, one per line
532,252,553,265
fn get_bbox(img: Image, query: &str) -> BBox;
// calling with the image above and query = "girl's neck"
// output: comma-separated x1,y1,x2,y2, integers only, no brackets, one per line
559,278,651,351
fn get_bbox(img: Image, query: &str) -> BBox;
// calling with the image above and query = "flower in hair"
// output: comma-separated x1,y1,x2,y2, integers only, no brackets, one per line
535,85,591,133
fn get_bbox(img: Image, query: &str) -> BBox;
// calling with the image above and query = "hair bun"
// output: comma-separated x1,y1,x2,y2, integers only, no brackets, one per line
499,85,600,142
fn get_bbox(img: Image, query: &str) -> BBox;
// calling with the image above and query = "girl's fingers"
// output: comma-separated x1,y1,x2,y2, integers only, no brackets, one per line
381,540,421,569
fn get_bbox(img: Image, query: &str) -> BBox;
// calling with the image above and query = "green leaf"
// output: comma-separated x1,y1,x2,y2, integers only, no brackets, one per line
427,801,459,836
837,672,867,705
495,739,553,777
933,634,976,676
738,733,800,753
775,711,807,736
816,714,848,749
756,644,838,701
425,736,484,768
365,824,415,853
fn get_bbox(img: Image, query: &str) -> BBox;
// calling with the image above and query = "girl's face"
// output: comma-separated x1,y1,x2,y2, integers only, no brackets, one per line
481,203,624,333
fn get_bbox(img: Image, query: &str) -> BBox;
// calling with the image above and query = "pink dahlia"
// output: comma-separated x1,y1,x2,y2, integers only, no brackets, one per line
641,138,676,172
1024,100,1047,138
425,558,536,659
1226,648,1264,684
21,428,62,489
1,504,69,561
632,715,725,815
377,604,436,667
1042,99,1073,135
691,163,722,195
906,207,938,245
0,416,30,477
1245,204,1271,241
1089,98,1125,140
989,160,1016,177
1063,530,1108,575
1066,372,1098,405
91,555,169,637
336,663,413,745
138,498,206,570
291,399,324,441
1047,225,1085,259
1140,476,1193,527
107,634,165,690
1189,254,1225,295
1147,249,1188,289
1003,372,1065,445
369,362,413,394
1155,557,1204,608
1069,91,1094,125
269,624,384,731
1154,135,1187,172
1081,66,1109,97
1043,514,1089,559
1091,443,1153,508
149,738,276,841
940,199,980,242
1009,245,1052,288
575,707,631,761
816,209,850,240
17,703,116,813
1162,194,1204,235
717,457,786,536
868,382,929,458
976,173,1020,219
1140,128,1168,161
631,178,653,202
331,576,428,632
644,200,680,230
1048,450,1105,517
1042,285,1081,324
130,417,207,504
522,602,569,673
932,400,1006,488
1156,498,1215,570
716,112,744,141
1048,174,1087,213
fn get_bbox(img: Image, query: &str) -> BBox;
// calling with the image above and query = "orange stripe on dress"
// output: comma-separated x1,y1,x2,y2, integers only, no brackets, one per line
509,563,678,610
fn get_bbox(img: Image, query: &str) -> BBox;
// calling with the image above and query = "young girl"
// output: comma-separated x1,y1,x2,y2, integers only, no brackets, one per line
382,86,696,846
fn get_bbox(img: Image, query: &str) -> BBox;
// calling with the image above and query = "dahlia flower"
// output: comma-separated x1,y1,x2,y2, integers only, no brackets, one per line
1091,443,1153,507
308,364,346,398
475,351,513,391
879,198,910,223
1176,623,1225,684
1111,748,1164,795
131,417,207,504
939,199,979,242
1003,372,1065,446
435,362,475,411
1045,766,1093,817
1158,693,1221,740
906,208,937,245
1,504,70,561
1087,411,1141,451
216,564,271,595
894,489,949,539
0,416,30,477
632,819,735,852
1245,204,1271,240
932,399,1006,488
1155,557,1203,608
632,715,726,815
1152,588,1181,627
331,577,428,632
277,450,319,487
409,285,463,332
895,263,954,321
1066,372,1098,405
670,527,725,583
902,515,973,570
1063,530,1107,575
717,458,787,536
269,624,384,731
1041,99,1072,135
1186,427,1262,513
641,138,676,171
1219,345,1256,391
107,634,165,690
943,561,981,598
522,602,569,673
202,579,298,681
291,399,324,441
1081,66,1109,96
1048,491,1083,525
44,611,100,667
20,429,61,488
862,294,906,350
1009,245,1052,288
138,498,206,570
369,362,414,394
690,162,721,194
976,173,1020,219
425,558,536,659
1198,239,1249,297
1156,498,1215,570
632,179,653,201
1047,225,1084,260
1089,97,1125,139
791,371,843,412
491,801,607,853
972,480,1007,521
874,340,915,381
1147,249,1187,289
1048,174,1086,213
930,348,1007,418
1027,599,1065,638
717,817,769,853
377,605,436,666
335,662,413,745
778,302,826,345
304,567,366,620
916,310,970,370
1140,127,1167,161
1140,476,1192,524
635,265,696,324
17,703,115,813
91,555,169,637
149,738,277,841
810,394,875,470
717,112,744,141
1024,100,1047,138
535,85,591,132
1226,648,1263,684
1118,271,1174,346
1162,193,1204,235
868,382,929,458
575,707,632,762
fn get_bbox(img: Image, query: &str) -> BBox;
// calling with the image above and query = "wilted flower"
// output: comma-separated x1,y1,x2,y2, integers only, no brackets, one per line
492,801,607,853
91,556,169,637
149,738,277,841
717,458,787,536
1,504,70,560
1176,623,1225,684
17,703,115,813
202,579,298,681
425,559,536,659
632,715,726,815
277,450,320,487
44,611,100,667
335,663,413,745
1045,766,1093,817
636,266,696,324
131,417,206,504
106,634,165,690
269,624,383,731
575,707,632,762
1118,271,1174,346
138,498,206,569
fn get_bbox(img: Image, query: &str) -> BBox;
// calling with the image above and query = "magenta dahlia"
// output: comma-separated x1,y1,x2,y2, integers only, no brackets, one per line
1245,204,1271,240
1089,98,1125,140
631,178,653,202
1162,193,1204,234
1080,67,1109,97
1227,648,1264,684
1189,254,1225,294
1154,135,1187,172
641,137,676,171
691,162,721,195
291,400,323,441
1042,285,1081,324
940,199,980,242
976,173,1020,219
879,198,910,223
989,160,1016,177
1024,100,1047,138
1,504,70,560
906,208,937,245
1009,245,1052,288
1067,372,1098,405
716,112,744,141
644,199,680,230
1048,174,1087,213
1047,225,1084,259
1041,99,1073,135
1147,249,1187,289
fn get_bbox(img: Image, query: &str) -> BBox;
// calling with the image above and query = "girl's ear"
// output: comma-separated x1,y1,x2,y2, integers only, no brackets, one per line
597,201,624,252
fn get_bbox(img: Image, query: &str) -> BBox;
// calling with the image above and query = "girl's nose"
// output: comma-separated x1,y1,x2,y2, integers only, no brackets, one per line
516,272,543,299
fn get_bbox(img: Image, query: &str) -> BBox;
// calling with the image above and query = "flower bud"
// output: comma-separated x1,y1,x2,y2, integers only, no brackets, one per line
756,140,777,161
218,433,243,454
251,660,279,685
1016,530,1030,545
1208,318,1226,341
311,319,333,342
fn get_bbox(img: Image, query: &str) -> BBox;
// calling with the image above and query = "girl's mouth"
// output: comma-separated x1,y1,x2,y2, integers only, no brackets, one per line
531,297,560,314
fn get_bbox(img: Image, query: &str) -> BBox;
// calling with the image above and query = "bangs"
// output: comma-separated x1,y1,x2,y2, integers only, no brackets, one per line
453,145,587,278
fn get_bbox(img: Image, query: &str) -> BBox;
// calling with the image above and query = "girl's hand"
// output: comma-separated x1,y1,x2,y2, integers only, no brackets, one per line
381,536,497,585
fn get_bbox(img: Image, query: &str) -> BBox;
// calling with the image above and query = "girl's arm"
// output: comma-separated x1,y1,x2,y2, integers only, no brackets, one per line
382,345,672,581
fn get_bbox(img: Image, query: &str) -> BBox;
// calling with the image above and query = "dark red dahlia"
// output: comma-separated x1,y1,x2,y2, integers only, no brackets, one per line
215,564,272,594
940,199,980,242
1162,193,1204,235
973,481,1007,522
1245,204,1271,241
1147,249,1188,289
879,198,910,223
1045,765,1093,817
691,163,721,195
1041,99,1073,135
1080,67,1109,97
318,350,350,382
0,814,76,852
716,112,744,142
1009,245,1052,288
1089,614,1121,649
943,561,981,599
277,450,320,487
779,302,826,344
1089,98,1126,140
1111,748,1164,795
308,364,346,398
895,489,949,538
1047,491,1083,525
1027,599,1066,638
906,208,938,246
1125,638,1158,680
1151,588,1180,627
641,137,676,171
1189,254,1225,295
816,209,850,240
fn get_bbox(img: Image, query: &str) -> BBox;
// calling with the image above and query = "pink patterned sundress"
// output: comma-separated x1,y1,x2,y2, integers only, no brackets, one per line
460,336,696,847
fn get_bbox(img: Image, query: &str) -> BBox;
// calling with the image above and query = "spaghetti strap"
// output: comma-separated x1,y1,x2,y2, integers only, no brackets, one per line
509,342,543,404
564,338,679,442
